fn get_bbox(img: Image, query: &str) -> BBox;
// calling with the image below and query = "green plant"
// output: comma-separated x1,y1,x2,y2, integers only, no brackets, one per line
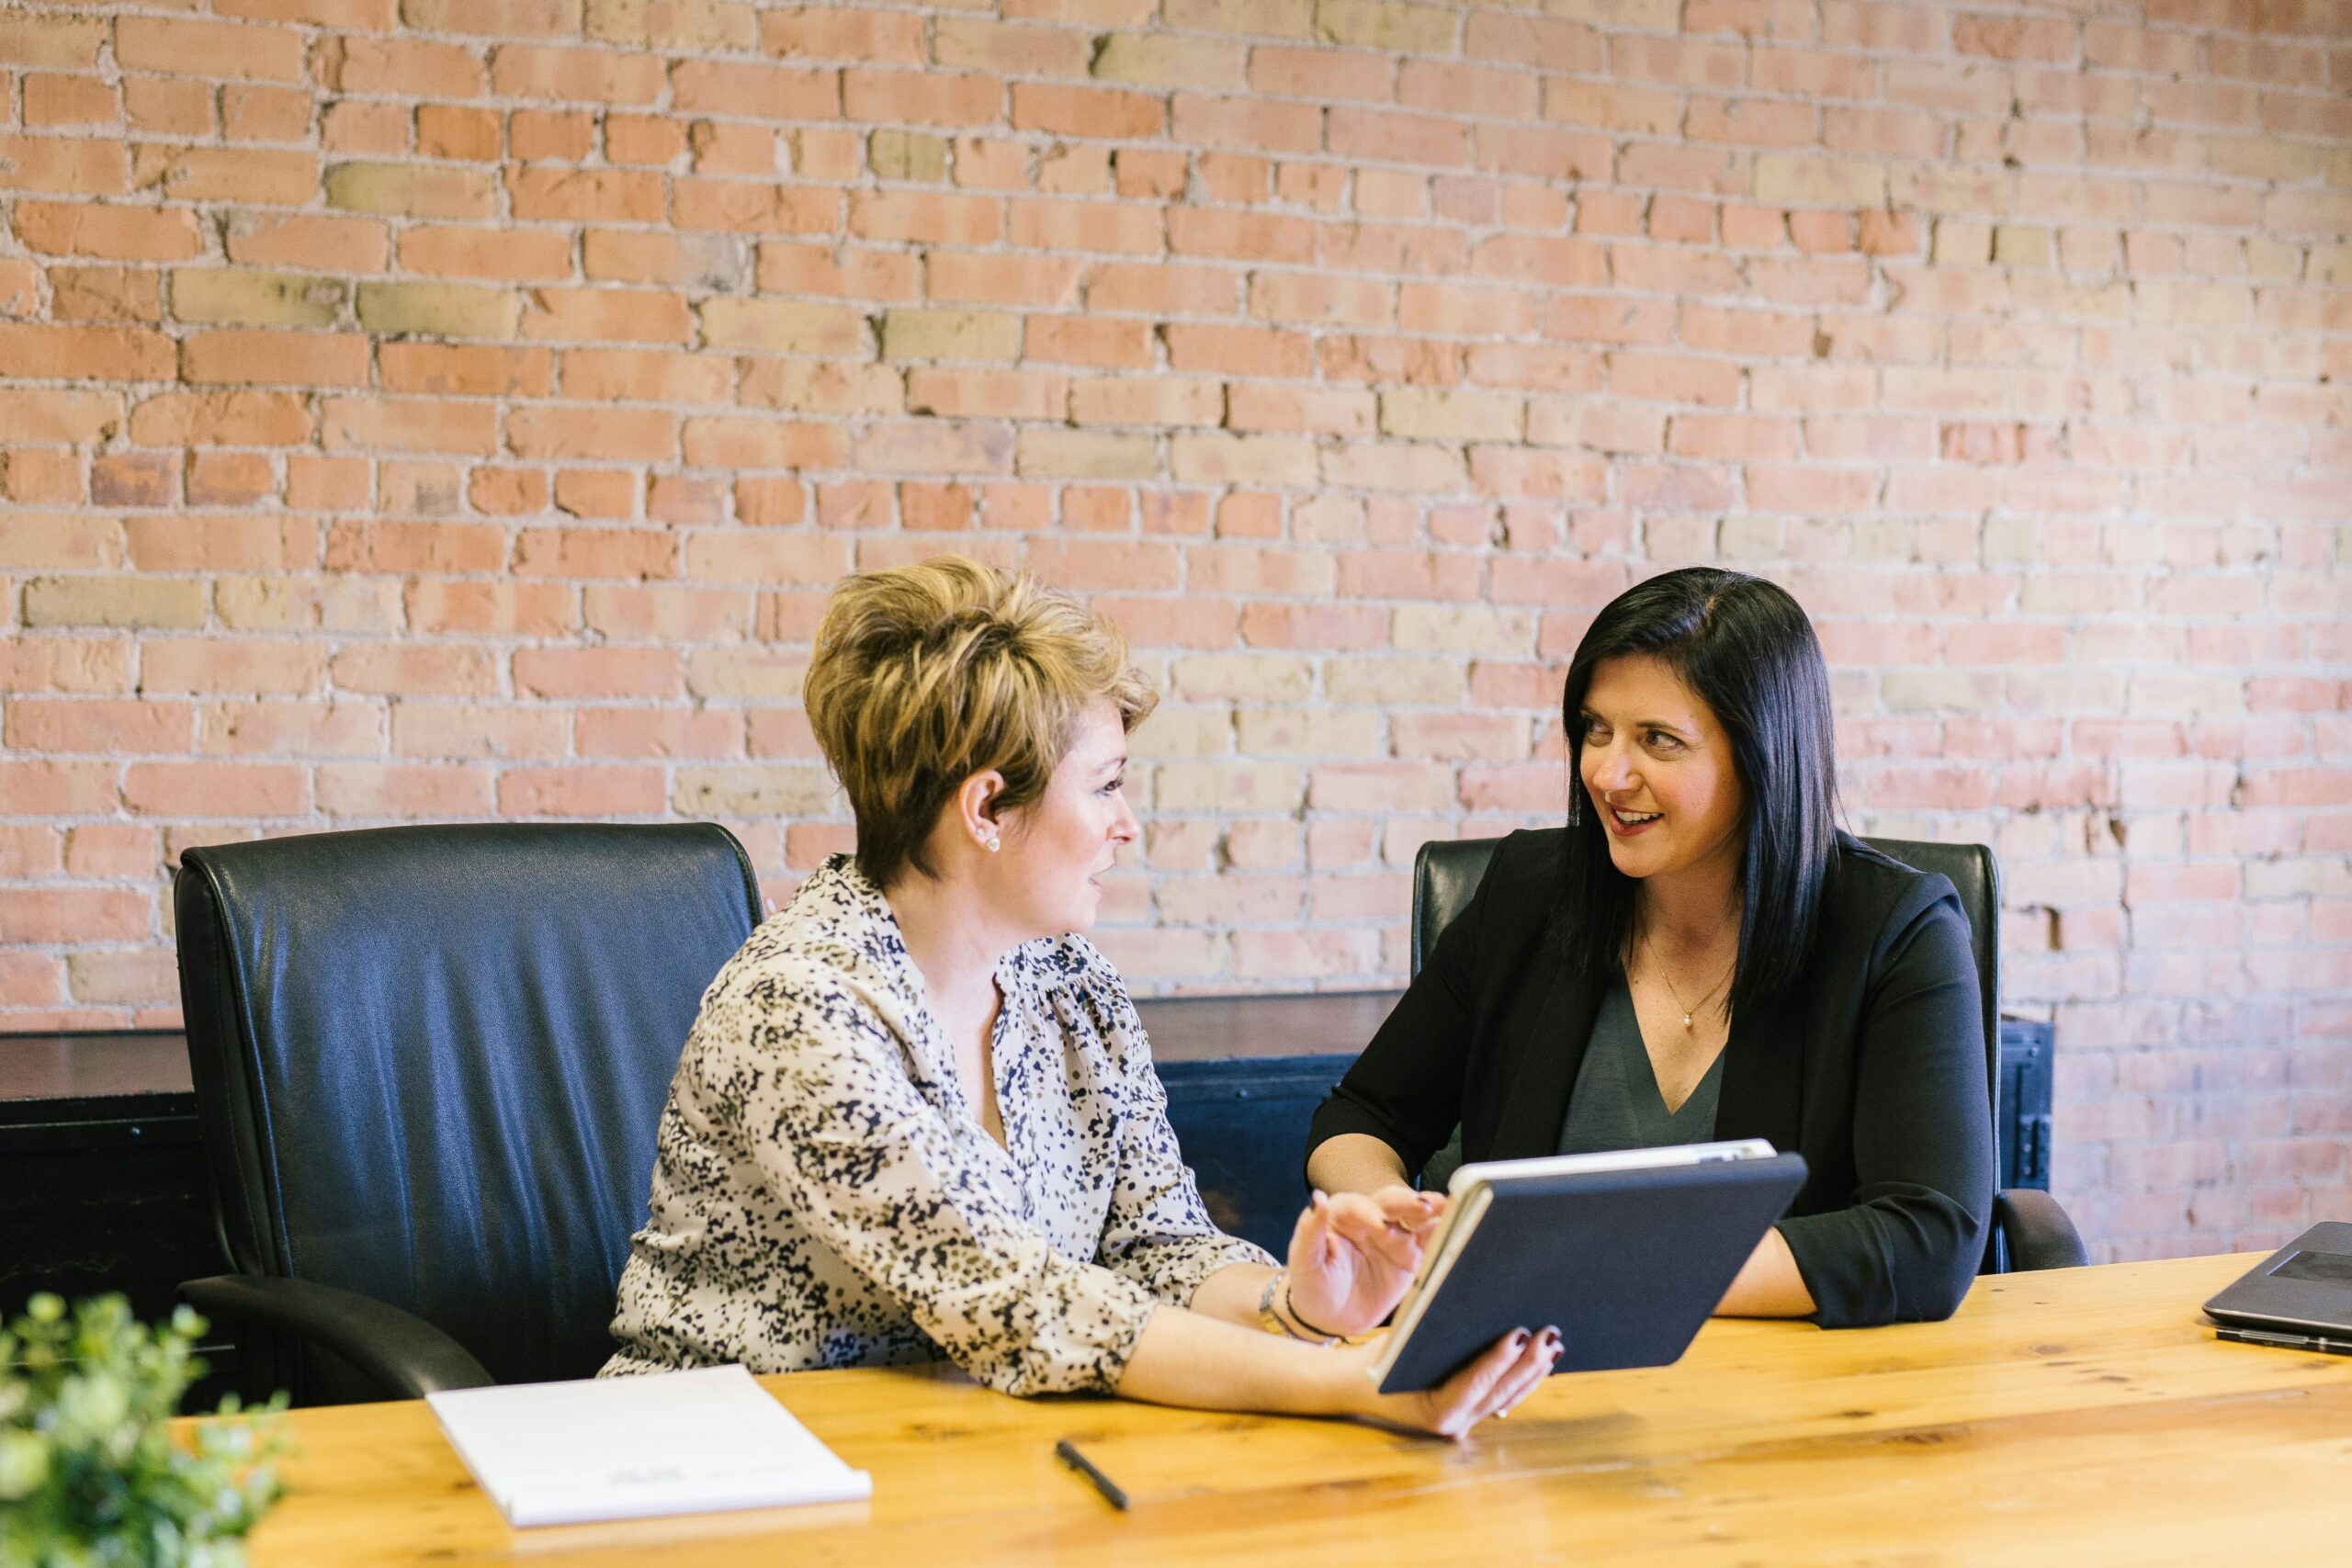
0,1294,286,1568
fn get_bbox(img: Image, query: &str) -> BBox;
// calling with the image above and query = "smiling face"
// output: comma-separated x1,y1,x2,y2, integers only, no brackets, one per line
1577,654,1747,888
988,697,1138,940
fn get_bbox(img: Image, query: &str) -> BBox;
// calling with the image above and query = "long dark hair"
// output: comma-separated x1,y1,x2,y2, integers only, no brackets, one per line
1557,567,1839,1015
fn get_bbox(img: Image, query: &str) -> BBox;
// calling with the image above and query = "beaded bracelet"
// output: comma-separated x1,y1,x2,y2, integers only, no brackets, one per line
1255,1270,1339,1346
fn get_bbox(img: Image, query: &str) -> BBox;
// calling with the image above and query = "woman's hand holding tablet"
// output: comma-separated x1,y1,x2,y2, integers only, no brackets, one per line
1288,1183,1564,1438
1283,1186,1450,1338
1327,1324,1564,1438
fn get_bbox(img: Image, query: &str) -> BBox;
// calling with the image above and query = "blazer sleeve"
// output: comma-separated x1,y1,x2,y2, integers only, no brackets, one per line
1305,843,1499,1180
1777,889,1996,1326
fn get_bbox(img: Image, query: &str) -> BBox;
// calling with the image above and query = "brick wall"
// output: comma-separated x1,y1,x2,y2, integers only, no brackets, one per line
1,0,2346,1262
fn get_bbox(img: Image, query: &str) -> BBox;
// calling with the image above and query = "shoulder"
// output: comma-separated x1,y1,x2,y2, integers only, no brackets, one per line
1010,931,1144,1059
1817,832,1971,969
696,860,913,1044
1469,827,1568,912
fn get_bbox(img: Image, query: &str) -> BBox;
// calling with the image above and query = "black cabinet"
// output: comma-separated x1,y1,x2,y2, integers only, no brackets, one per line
1998,1019,2055,1192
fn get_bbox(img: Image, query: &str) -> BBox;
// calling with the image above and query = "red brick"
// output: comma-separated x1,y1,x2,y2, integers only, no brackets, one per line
575,708,743,759
499,765,666,818
116,17,308,83
0,323,175,380
673,179,842,235
506,165,665,223
125,761,307,818
492,45,665,105
669,60,837,118
1012,83,1163,140
181,331,372,388
122,77,216,138
389,705,565,761
1008,197,1165,255
399,225,573,280
552,468,638,518
510,108,595,160
512,526,679,580
329,644,499,698
0,889,152,944
322,397,501,456
842,69,1000,127
125,514,316,571
6,699,191,755
316,762,495,818
761,6,924,62
129,390,313,447
1171,93,1322,154
13,202,200,262
514,647,682,699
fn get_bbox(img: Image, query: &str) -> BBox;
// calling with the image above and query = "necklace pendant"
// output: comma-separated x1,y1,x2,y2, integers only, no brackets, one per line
1681,1011,1693,1031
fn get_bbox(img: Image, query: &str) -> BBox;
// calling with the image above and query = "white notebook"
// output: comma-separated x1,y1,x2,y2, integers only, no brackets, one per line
426,1364,873,1529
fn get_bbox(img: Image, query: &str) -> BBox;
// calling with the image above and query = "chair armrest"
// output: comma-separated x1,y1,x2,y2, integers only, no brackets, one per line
1994,1188,2088,1273
180,1274,495,1399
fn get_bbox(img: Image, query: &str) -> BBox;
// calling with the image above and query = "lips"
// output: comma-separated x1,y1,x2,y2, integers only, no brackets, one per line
1606,806,1661,837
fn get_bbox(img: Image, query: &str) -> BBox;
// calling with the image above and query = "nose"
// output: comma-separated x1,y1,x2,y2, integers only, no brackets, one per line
1110,791,1140,845
1584,735,1636,797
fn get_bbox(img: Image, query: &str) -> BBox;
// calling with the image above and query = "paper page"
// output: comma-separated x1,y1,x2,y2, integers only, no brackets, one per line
427,1364,874,1529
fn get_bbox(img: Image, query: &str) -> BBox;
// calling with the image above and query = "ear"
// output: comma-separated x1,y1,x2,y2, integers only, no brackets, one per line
953,769,1007,848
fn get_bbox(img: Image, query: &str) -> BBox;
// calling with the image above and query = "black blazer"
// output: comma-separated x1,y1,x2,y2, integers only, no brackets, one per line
1307,829,1995,1327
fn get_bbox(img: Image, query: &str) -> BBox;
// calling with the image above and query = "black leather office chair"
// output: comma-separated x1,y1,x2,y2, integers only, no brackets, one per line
174,823,762,1405
1409,836,2088,1273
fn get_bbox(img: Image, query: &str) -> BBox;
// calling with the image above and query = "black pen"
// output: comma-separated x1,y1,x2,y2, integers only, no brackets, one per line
2215,1325,2352,1356
1054,1438,1129,1512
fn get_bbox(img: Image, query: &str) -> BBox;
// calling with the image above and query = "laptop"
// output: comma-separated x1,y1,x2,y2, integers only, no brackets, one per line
2202,1222,2352,1346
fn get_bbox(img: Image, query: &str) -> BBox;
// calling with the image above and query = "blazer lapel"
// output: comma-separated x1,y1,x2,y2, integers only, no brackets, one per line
1487,953,1604,1159
1716,986,1804,1155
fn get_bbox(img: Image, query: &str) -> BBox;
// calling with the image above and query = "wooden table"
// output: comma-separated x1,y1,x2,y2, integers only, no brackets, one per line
215,1252,2348,1566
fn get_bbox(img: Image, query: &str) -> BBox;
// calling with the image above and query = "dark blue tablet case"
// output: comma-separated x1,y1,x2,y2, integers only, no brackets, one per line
1376,1152,1812,1394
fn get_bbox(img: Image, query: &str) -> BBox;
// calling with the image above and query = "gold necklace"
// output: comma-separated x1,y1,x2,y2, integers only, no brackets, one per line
1641,915,1736,1032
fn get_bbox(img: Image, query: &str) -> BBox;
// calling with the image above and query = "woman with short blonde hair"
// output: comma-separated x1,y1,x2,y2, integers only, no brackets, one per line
607,558,1553,1436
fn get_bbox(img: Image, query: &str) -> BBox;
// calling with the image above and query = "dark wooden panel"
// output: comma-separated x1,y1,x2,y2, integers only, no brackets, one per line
1159,1055,1353,1258
1138,991,1399,1063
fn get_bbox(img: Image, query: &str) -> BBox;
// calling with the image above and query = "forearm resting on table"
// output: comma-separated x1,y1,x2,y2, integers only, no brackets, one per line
1112,1302,1362,1417
1183,1259,1275,1327
1306,1133,1410,1197
1713,1225,1816,1317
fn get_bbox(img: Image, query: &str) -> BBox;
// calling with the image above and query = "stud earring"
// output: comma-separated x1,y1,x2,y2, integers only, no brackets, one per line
980,829,1001,852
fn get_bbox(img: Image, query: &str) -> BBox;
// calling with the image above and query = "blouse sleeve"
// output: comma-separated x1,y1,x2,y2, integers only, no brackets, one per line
720,955,1162,1397
1776,890,1996,1326
1076,963,1278,1299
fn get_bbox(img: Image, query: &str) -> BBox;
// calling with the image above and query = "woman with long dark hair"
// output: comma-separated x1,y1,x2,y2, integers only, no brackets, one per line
1306,567,1994,1325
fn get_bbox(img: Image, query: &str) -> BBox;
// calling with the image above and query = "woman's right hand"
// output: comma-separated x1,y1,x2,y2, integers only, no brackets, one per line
1336,1325,1562,1439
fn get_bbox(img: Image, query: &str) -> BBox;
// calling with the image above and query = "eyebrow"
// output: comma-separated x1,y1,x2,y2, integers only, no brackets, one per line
1580,707,1695,738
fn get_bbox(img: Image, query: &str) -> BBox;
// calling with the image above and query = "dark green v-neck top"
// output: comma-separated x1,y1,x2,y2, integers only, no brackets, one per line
1555,977,1723,1155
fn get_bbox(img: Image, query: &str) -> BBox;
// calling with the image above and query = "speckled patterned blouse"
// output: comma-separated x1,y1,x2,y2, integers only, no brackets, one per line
602,855,1272,1395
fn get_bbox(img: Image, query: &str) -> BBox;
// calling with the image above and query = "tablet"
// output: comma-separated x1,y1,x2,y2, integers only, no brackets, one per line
1368,1140,1810,1394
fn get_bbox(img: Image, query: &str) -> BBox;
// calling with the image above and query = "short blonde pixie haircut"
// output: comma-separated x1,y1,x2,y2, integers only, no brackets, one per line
803,557,1157,889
